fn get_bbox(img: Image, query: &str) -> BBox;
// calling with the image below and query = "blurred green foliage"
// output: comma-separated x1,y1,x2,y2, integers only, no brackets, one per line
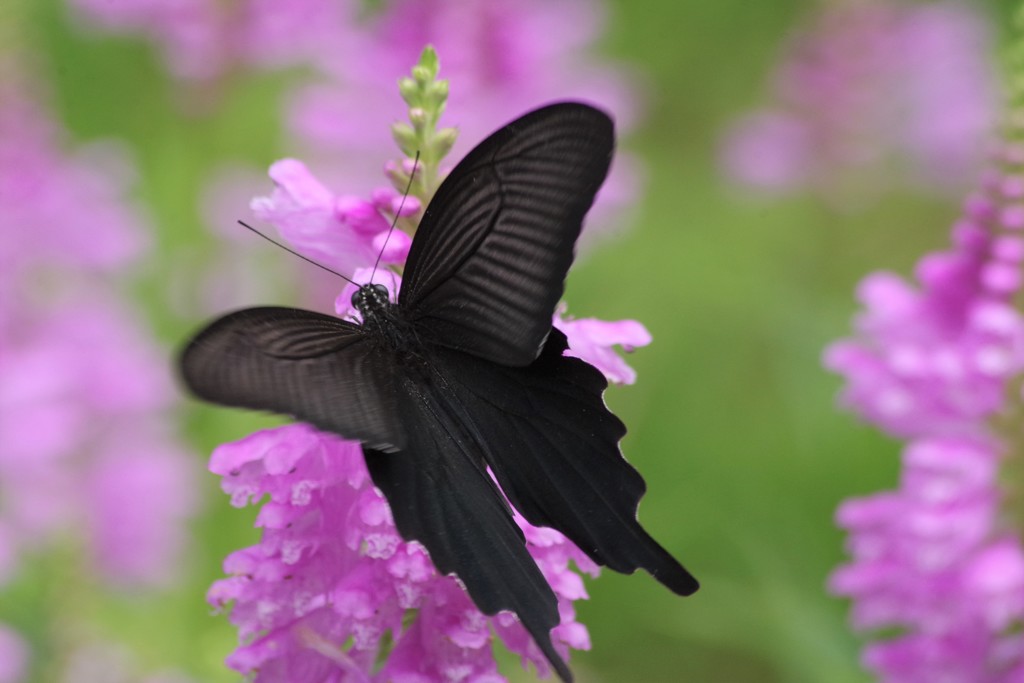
11,0,1021,681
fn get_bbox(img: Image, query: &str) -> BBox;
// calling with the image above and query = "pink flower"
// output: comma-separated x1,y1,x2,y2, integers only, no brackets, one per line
830,437,1024,681
208,425,595,682
70,0,646,242
719,111,812,191
0,91,197,589
720,0,997,200
251,159,414,278
86,439,197,584
68,0,348,81
287,0,644,236
556,309,652,385
827,113,1024,679
0,98,146,279
824,194,1024,439
0,296,197,587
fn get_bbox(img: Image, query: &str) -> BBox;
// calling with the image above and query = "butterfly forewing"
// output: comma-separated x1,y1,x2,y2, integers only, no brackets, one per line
179,307,405,451
400,102,614,367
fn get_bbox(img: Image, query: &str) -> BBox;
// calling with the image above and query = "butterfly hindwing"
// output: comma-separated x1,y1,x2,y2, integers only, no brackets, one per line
436,329,699,596
179,307,405,452
362,374,573,682
400,102,614,367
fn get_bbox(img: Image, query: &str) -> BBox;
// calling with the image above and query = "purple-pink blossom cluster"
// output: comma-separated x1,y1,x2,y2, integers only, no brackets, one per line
210,106,653,679
0,90,197,673
209,424,597,682
830,437,1024,681
67,0,348,82
826,190,1024,438
91,0,643,245
251,159,418,277
286,0,642,238
720,0,997,200
826,146,1024,678
1,93,196,586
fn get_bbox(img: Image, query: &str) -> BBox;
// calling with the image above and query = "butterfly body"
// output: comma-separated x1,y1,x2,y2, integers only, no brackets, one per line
352,284,426,361
181,103,697,683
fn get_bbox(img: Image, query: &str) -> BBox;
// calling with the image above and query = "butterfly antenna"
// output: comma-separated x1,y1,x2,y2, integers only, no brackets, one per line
237,220,358,286
371,151,420,281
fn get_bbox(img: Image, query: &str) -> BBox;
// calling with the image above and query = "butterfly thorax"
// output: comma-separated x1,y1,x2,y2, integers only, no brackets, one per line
352,283,420,355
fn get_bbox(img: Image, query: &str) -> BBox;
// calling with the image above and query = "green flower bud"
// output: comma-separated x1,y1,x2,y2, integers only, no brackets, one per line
431,127,458,160
391,122,418,156
412,65,432,86
398,77,419,105
417,45,440,78
409,107,428,129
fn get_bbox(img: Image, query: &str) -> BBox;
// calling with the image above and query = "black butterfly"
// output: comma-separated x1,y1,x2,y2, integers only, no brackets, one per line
180,102,698,682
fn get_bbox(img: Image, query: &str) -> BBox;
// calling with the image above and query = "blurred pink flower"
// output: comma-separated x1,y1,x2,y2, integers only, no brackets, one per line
69,0,645,239
825,192,1024,438
0,93,197,587
0,298,197,586
721,0,998,200
286,0,644,236
831,440,1024,680
0,98,146,281
87,437,197,584
827,138,1024,678
68,0,349,81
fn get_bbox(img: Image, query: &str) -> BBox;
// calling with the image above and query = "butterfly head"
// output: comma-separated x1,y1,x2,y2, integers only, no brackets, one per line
352,283,391,320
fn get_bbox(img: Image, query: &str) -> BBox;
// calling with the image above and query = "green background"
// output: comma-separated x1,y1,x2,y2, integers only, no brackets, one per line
10,0,1020,680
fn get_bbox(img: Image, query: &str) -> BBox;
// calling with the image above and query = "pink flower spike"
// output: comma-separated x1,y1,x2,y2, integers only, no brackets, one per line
87,442,197,585
0,89,198,595
827,77,1024,677
964,193,997,223
718,0,997,200
208,424,595,681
